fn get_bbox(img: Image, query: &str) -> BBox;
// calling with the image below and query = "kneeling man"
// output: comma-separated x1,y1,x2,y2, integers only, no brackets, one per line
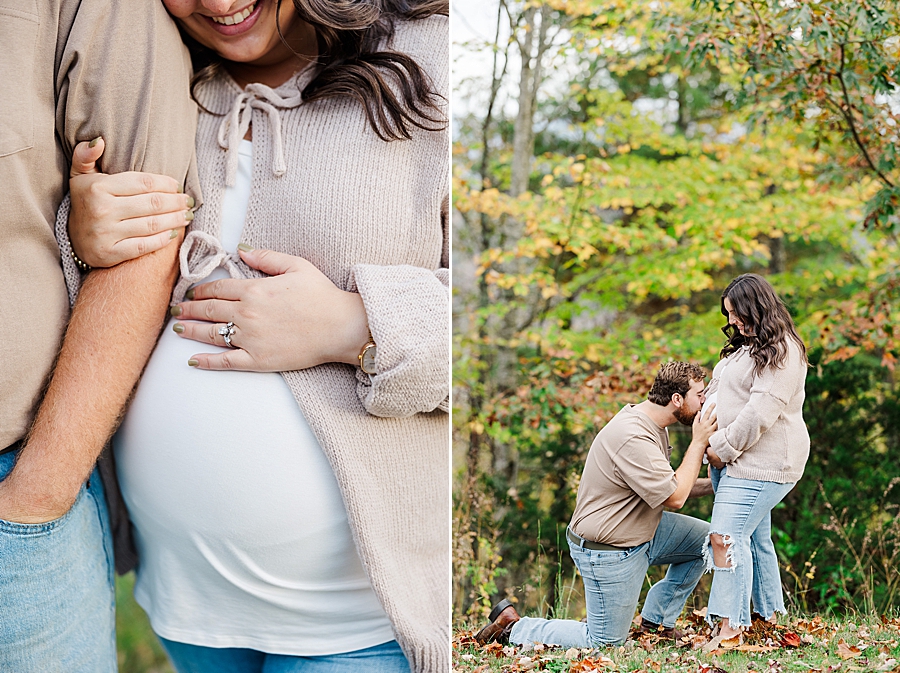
476,362,717,647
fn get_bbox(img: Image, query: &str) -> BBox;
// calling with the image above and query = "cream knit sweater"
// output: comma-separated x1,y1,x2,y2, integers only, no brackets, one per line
708,340,809,484
59,15,449,672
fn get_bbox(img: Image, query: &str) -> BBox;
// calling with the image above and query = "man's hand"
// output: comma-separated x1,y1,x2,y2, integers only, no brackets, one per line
691,404,717,448
662,404,718,510
0,477,76,524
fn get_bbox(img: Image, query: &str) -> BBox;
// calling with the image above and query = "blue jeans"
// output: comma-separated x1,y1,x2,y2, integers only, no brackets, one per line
510,512,708,647
0,449,116,672
159,639,410,673
709,466,786,620
705,471,794,627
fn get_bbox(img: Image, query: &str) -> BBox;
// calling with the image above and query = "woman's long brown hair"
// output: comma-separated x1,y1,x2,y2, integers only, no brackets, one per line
720,274,808,375
183,0,448,141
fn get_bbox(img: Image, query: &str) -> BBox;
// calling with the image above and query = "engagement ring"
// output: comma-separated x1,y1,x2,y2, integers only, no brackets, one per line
219,321,237,348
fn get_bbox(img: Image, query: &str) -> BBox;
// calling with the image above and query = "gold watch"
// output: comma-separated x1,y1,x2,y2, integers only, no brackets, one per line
358,330,377,375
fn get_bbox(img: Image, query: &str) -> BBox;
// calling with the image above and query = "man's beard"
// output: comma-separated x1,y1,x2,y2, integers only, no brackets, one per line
673,405,698,426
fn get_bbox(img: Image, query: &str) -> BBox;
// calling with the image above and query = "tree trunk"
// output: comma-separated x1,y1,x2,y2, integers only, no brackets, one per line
510,4,552,196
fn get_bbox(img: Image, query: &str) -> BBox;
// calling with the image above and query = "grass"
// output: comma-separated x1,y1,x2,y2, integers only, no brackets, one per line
115,573,174,673
454,613,900,672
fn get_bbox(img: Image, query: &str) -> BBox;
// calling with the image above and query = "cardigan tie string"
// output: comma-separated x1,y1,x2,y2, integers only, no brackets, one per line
171,230,245,302
218,83,303,186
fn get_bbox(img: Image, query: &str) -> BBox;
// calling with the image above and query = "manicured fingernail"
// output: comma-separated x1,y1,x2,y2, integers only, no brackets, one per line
186,288,195,300
184,211,194,221
177,185,183,194
172,323,185,333
169,229,180,239
170,305,182,316
188,359,199,367
89,136,101,148
237,243,253,252
186,196,195,208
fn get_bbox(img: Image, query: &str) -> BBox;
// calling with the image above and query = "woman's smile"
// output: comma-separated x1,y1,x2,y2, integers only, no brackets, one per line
162,0,314,87
203,1,261,34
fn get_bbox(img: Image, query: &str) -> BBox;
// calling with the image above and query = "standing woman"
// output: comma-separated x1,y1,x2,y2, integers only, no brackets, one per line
703,274,809,644
62,0,449,671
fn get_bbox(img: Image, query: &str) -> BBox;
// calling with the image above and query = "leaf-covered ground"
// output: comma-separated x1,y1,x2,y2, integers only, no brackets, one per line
454,613,900,673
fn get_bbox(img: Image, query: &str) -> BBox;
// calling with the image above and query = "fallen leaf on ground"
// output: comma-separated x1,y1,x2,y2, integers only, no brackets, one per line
564,648,579,659
837,640,862,659
781,632,803,648
642,657,661,672
570,655,615,671
516,656,536,670
484,642,504,657
697,664,728,673
734,644,778,652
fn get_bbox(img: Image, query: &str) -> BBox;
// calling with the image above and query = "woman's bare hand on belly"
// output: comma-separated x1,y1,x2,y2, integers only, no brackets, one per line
170,247,371,372
68,139,194,267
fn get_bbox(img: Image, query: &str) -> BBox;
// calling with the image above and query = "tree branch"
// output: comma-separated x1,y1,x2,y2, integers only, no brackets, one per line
835,43,895,188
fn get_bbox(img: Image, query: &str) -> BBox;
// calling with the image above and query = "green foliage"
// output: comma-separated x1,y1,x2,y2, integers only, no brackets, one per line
673,0,900,228
115,573,172,673
778,351,900,614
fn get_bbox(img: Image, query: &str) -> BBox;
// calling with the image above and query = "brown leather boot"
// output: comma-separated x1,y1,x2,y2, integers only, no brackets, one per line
474,599,521,645
639,618,687,642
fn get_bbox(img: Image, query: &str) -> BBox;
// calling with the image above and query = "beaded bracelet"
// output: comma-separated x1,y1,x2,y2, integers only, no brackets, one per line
70,249,93,272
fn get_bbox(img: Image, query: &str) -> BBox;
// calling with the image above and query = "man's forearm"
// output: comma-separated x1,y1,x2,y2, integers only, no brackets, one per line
688,477,714,499
2,242,179,521
664,440,707,509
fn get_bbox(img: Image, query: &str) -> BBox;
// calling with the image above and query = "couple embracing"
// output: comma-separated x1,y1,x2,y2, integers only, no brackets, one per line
476,274,809,649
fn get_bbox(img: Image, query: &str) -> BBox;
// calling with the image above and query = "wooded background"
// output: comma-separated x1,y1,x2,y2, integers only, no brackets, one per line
452,0,900,623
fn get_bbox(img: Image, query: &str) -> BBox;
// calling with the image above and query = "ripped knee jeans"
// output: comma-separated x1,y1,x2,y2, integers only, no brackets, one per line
705,473,795,628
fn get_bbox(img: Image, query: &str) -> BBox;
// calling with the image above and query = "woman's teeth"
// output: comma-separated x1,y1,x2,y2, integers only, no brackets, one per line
211,3,256,25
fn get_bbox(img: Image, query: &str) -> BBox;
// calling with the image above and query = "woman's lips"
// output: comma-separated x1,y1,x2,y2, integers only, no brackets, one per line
203,0,264,36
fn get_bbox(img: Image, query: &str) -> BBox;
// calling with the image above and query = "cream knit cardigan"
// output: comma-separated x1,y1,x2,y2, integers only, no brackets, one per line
60,15,449,672
707,340,809,484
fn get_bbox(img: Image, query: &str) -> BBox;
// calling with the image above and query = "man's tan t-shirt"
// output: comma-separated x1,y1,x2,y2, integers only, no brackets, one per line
569,405,678,548
0,0,198,448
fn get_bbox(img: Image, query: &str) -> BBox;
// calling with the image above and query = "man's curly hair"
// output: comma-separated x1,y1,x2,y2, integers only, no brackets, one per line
647,362,707,406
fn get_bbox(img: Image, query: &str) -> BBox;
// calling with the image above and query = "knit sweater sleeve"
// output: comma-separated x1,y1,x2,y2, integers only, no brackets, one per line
709,341,806,463
349,194,450,417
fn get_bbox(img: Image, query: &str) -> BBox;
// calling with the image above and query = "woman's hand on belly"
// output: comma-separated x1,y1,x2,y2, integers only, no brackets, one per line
170,247,371,372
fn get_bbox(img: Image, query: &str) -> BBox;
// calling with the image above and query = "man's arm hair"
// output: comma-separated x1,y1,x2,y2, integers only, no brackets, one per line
0,244,178,522
661,439,706,510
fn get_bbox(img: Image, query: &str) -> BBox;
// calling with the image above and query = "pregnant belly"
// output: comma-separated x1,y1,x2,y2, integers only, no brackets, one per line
114,316,357,582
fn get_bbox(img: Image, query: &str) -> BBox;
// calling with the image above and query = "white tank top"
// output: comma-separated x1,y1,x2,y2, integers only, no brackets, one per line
113,140,394,655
